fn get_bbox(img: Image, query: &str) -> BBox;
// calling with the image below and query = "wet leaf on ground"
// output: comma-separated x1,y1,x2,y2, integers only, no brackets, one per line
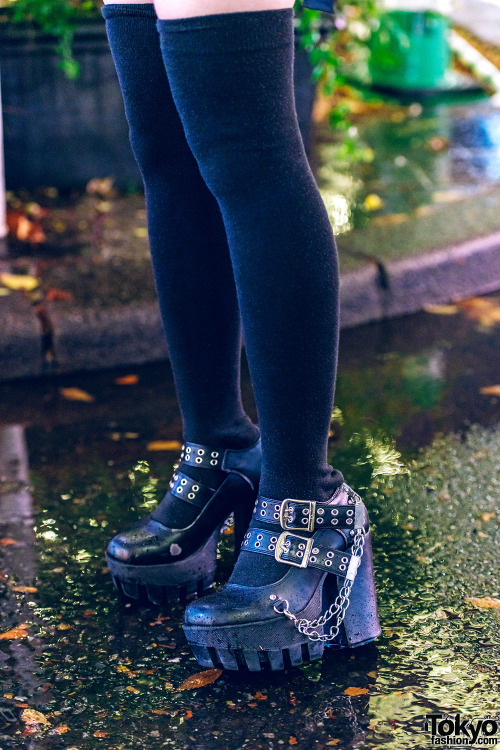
0,538,18,546
464,597,500,609
0,625,29,640
0,272,39,291
177,669,222,691
21,709,50,727
344,687,369,696
424,304,459,315
11,586,38,593
59,387,95,403
147,440,183,452
479,385,500,396
115,374,140,385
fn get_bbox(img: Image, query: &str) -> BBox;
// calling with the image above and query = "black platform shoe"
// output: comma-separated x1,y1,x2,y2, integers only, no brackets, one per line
183,483,381,671
106,437,262,605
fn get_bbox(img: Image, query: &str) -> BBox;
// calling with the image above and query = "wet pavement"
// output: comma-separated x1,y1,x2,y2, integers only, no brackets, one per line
1,296,500,749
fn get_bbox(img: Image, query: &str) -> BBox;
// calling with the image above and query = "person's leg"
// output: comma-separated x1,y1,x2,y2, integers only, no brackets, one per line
156,1,341,508
102,2,262,605
156,2,380,669
102,1,259,452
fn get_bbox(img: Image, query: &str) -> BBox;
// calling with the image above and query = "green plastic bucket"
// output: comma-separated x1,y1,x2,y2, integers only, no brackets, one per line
369,10,451,90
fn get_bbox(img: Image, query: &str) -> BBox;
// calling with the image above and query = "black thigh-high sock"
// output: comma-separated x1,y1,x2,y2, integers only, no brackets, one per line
102,4,260,528
158,9,344,584
101,4,259,457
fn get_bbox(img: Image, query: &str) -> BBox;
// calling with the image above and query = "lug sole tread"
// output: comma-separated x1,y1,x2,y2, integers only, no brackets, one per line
112,573,215,606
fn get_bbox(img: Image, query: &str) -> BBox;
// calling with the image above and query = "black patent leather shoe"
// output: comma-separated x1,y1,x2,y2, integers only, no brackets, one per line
183,483,381,671
106,437,261,605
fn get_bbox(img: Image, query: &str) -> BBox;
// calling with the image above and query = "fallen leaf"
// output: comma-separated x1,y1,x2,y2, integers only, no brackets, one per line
93,730,109,738
363,193,384,211
247,702,258,708
289,738,298,746
344,687,369,696
367,670,377,678
133,227,148,238
177,669,223,691
53,725,69,734
114,374,139,386
57,623,71,630
424,304,459,315
0,272,39,291
147,440,183,452
0,626,29,640
11,586,38,593
185,710,193,719
326,741,340,746
45,288,74,303
152,709,169,715
83,609,96,617
126,685,140,694
0,538,17,546
254,691,268,701
21,709,50,727
465,597,500,609
59,387,95,403
480,512,496,522
480,385,500,396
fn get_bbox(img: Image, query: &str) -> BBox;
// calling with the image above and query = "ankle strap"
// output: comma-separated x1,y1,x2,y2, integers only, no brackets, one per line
253,484,368,533
180,442,226,469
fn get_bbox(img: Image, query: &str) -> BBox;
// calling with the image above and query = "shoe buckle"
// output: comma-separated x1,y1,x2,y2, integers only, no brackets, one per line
275,531,314,568
279,498,316,532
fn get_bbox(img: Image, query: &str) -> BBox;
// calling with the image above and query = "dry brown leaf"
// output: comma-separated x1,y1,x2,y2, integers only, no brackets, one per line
147,440,183,452
479,385,500,396
11,586,38,593
21,709,50,727
59,387,95,403
152,709,169,715
93,730,109,738
0,626,29,640
114,374,139,386
424,304,459,315
177,669,223,691
0,538,17,546
464,597,500,609
344,687,369,696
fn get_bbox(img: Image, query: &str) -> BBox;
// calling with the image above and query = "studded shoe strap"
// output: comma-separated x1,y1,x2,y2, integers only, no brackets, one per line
241,528,360,580
165,471,216,510
180,442,226,469
254,495,368,532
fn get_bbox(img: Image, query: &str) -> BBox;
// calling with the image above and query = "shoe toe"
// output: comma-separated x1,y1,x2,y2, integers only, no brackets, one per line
106,520,164,563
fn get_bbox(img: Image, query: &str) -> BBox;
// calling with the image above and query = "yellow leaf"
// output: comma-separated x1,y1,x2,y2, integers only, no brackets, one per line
126,685,140,694
344,687,369,696
177,669,223,691
480,385,500,396
57,623,71,630
0,626,29,640
59,387,95,403
465,597,500,609
21,709,50,726
424,304,459,315
480,512,496,522
327,741,340,747
114,374,139,385
133,227,148,238
147,440,183,452
0,272,39,291
363,194,384,211
11,586,38,593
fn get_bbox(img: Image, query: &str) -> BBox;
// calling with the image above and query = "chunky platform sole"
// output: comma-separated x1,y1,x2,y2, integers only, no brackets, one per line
107,527,221,605
183,531,380,671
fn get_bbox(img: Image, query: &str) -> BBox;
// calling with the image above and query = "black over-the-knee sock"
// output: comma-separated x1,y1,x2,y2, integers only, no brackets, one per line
102,4,259,458
157,9,343,511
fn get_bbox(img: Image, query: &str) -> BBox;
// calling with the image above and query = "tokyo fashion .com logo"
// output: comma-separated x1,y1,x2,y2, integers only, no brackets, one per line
423,713,499,746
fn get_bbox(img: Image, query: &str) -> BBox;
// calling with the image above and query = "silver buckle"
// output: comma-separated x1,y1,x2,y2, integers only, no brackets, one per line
275,532,314,568
279,498,316,532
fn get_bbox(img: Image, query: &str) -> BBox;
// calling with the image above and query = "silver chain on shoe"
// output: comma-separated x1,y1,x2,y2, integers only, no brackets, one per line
272,491,366,643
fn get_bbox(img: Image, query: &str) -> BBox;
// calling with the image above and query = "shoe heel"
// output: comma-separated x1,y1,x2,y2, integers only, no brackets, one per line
336,530,381,646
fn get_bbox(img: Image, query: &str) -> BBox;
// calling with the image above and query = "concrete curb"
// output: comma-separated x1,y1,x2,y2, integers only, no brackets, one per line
2,232,500,381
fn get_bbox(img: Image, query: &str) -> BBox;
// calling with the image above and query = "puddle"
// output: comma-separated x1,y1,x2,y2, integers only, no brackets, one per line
1,300,500,749
318,99,500,234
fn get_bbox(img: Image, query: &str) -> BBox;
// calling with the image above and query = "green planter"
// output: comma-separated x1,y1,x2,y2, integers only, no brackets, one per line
369,10,451,90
